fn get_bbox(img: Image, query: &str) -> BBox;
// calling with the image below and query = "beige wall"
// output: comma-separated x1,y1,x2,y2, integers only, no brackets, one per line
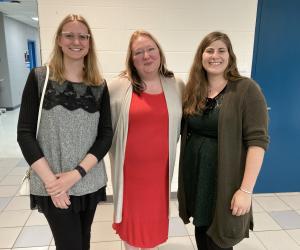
37,0,258,81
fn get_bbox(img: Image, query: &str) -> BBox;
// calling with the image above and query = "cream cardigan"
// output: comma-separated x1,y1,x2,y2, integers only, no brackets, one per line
108,75,184,223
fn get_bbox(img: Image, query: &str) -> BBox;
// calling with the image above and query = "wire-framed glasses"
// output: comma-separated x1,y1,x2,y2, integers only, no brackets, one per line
61,32,90,42
133,47,158,58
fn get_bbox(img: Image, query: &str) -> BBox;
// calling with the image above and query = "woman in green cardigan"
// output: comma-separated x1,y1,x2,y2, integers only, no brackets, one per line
177,31,269,249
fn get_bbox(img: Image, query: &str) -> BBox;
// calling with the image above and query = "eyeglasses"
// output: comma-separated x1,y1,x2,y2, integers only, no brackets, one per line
61,32,90,42
133,47,158,58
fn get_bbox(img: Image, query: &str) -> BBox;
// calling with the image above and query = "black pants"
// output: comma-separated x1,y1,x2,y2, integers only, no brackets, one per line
195,226,233,250
43,207,96,250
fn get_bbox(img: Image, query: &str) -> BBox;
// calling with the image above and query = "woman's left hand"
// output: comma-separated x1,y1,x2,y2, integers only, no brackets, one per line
45,170,81,196
230,189,252,216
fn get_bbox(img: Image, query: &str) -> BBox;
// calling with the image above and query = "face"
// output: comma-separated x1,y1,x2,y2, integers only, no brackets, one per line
58,21,90,62
131,35,161,78
202,40,229,77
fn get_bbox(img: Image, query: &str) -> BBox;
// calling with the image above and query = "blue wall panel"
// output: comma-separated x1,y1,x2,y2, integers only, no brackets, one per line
252,0,300,192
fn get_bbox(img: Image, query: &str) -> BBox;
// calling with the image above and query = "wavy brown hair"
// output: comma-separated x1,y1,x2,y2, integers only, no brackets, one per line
48,14,103,85
183,31,245,115
121,30,174,94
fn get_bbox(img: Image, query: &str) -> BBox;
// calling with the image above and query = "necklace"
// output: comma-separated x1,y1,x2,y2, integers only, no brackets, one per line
208,82,227,98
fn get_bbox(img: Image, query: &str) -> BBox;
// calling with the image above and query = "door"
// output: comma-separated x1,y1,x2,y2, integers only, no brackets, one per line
27,40,36,70
251,0,300,192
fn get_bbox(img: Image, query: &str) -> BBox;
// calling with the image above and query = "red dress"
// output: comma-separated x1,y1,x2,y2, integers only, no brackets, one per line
113,91,169,248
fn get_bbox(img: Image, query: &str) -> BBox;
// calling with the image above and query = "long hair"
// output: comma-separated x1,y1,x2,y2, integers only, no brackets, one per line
121,30,174,94
183,31,245,115
48,14,103,85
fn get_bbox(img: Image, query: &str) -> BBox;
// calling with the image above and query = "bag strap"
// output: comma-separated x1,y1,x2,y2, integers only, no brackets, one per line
36,65,49,138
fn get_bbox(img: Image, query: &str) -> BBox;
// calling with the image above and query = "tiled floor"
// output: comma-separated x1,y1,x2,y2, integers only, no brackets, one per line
0,110,300,250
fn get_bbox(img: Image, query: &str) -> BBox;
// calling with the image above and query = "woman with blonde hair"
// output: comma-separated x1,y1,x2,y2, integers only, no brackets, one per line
109,30,184,249
178,31,269,249
17,14,112,250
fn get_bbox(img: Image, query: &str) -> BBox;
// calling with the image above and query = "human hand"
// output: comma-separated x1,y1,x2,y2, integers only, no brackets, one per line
45,170,81,196
51,192,71,209
230,189,252,216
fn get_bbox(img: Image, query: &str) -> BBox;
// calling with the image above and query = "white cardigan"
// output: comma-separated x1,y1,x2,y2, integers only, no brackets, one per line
108,75,184,223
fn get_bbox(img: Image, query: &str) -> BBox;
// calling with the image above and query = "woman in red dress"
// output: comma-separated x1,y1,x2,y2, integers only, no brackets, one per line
108,30,184,249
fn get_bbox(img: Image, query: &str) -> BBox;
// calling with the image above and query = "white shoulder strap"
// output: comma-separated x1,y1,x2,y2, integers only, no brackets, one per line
36,65,49,138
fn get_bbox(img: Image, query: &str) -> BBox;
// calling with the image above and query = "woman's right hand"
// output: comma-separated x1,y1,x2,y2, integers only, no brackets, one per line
51,192,71,209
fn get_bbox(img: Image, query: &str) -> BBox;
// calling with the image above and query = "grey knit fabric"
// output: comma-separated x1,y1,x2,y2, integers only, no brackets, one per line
30,68,107,196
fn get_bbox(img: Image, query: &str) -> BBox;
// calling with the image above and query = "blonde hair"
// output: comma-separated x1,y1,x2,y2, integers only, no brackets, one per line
121,30,173,93
48,14,103,85
183,31,245,115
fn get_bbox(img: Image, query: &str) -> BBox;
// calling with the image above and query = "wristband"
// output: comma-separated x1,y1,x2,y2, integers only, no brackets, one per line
75,165,87,178
239,187,252,195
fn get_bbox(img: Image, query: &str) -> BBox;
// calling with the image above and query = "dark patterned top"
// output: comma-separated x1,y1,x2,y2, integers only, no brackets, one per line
182,89,225,227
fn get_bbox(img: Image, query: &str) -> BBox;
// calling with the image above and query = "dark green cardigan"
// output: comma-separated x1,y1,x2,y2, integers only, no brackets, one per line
178,78,270,248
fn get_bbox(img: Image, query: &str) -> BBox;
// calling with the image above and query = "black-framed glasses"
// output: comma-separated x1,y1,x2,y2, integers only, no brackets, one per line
61,32,90,42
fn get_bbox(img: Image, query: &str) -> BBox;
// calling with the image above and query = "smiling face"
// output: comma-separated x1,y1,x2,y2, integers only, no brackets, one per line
58,21,90,62
202,40,229,78
131,35,161,78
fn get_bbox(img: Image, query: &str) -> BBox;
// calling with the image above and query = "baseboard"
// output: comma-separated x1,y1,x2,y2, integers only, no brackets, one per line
6,104,20,111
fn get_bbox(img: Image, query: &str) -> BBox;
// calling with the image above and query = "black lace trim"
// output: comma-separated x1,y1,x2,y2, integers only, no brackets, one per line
43,80,103,113
203,85,227,115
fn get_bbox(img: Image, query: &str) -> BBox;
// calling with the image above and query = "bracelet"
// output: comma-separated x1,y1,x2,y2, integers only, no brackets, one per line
239,187,252,195
75,165,87,178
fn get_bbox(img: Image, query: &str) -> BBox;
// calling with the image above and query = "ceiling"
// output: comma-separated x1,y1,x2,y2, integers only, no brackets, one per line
0,0,38,28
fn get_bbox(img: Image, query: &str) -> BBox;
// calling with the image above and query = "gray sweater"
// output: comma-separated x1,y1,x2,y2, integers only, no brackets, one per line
17,66,113,196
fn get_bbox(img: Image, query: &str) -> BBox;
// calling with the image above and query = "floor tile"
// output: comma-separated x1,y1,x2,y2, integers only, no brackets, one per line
235,232,266,250
253,212,281,231
90,241,122,250
252,199,265,213
270,210,300,229
255,230,300,250
286,229,300,245
189,236,197,249
185,223,194,236
170,201,179,218
0,210,31,227
0,158,20,169
16,158,29,168
0,175,23,186
254,196,291,211
13,247,49,250
91,221,120,242
172,199,179,207
25,210,48,226
9,167,29,176
276,192,300,196
168,217,188,237
278,194,300,210
253,193,276,197
5,196,30,211
0,227,22,248
159,236,195,250
50,238,55,246
14,225,52,248
0,185,19,197
0,167,13,178
0,145,23,158
0,197,11,212
94,203,113,222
